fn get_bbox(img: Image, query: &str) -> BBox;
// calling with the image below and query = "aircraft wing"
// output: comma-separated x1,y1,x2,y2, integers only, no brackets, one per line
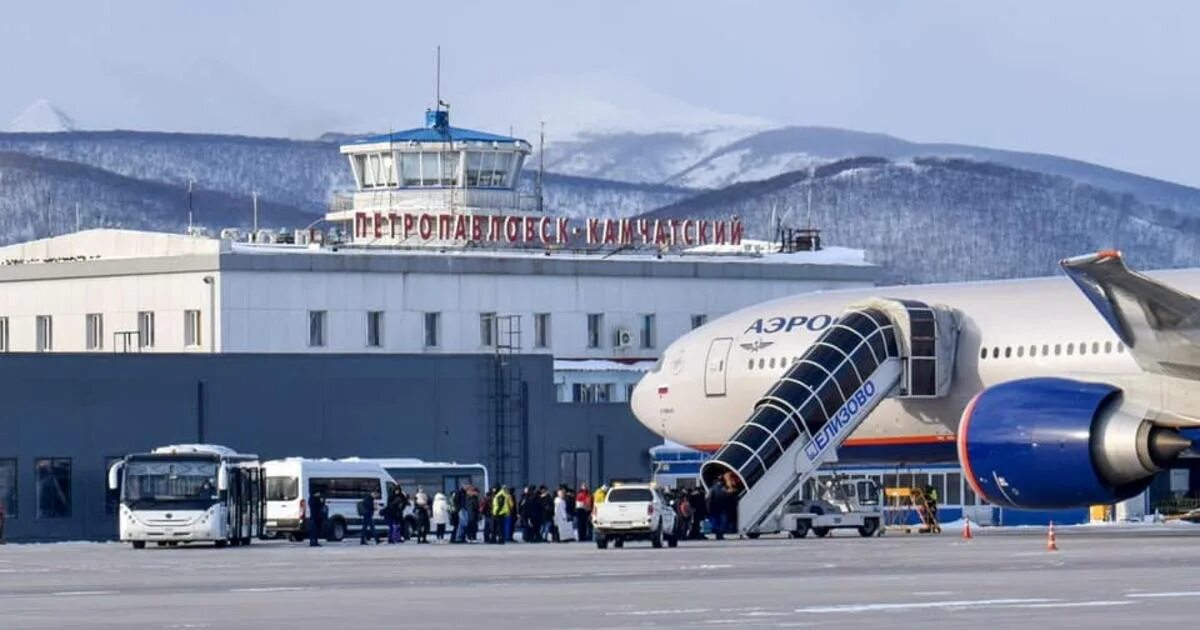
1061,250,1200,380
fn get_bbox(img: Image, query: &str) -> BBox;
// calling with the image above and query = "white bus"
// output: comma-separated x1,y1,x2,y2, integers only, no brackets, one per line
343,458,489,495
107,444,264,549
263,459,394,542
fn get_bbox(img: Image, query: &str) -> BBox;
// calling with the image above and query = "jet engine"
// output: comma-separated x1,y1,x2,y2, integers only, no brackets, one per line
957,377,1191,509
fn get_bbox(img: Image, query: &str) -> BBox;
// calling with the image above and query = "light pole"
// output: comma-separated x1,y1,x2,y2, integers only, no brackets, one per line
202,275,216,352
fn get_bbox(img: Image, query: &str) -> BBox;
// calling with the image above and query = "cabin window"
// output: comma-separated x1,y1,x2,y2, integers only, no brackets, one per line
1016,346,1024,358
991,347,999,359
1066,343,1074,355
1004,346,1012,358
979,347,987,360
1029,345,1037,357
1104,341,1112,354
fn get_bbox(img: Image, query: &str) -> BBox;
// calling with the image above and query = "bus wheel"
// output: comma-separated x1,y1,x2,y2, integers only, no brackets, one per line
215,540,228,548
746,532,761,540
131,541,146,550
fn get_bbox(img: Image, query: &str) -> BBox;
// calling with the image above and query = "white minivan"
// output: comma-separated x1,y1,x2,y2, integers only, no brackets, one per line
263,458,394,542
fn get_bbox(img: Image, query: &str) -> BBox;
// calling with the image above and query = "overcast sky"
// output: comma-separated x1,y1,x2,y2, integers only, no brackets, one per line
3,1,1199,185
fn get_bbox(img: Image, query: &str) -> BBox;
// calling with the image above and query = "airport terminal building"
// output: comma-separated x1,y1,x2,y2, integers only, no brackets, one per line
0,109,878,540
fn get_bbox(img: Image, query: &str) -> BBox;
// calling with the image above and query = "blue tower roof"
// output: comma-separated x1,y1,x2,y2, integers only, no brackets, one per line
347,109,526,146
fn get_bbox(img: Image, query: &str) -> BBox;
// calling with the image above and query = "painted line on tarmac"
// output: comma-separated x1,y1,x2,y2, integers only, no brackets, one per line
1125,591,1200,599
606,608,711,616
228,586,310,593
51,590,118,596
1003,601,1131,609
793,598,1053,613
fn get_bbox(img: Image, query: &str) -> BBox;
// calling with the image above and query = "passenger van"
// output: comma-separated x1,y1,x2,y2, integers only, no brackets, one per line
263,459,394,542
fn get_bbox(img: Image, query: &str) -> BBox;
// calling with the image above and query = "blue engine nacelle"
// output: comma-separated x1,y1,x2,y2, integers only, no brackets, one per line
957,377,1190,510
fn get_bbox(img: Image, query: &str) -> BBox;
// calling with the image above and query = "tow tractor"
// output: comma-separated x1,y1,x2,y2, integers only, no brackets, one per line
779,475,884,538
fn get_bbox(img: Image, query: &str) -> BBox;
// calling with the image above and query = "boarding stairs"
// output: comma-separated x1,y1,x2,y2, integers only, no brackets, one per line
699,299,959,535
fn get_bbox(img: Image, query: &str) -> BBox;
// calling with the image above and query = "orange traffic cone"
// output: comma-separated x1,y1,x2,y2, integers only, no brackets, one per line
962,518,973,540
1046,521,1058,552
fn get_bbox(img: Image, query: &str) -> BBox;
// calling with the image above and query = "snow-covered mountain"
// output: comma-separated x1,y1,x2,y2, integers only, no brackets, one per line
7,100,78,133
547,125,1200,217
645,157,1200,284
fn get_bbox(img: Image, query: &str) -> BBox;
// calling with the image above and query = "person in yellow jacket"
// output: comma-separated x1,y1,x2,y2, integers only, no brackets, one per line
492,487,512,544
593,484,608,506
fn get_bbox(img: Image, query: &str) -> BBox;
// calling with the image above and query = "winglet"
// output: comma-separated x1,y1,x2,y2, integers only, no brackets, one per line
1060,251,1132,345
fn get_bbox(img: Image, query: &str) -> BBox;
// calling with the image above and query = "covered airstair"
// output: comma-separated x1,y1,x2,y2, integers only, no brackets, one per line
700,299,959,534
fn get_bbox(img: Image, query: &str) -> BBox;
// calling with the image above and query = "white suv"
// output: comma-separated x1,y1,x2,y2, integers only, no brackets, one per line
592,483,678,549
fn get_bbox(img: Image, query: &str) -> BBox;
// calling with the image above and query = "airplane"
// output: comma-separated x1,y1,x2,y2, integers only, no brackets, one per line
630,251,1199,513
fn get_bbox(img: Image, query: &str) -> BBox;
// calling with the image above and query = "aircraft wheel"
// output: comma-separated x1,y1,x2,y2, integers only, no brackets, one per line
812,527,831,538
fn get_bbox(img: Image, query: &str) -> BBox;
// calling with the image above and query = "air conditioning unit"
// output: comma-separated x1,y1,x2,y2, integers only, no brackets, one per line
614,327,633,349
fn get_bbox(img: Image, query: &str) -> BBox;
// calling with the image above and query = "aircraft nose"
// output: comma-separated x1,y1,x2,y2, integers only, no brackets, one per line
630,370,662,435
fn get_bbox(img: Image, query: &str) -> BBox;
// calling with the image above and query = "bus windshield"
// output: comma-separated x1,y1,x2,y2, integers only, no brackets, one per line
123,459,220,507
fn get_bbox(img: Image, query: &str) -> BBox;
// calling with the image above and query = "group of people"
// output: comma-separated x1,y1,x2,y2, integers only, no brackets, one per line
301,477,743,547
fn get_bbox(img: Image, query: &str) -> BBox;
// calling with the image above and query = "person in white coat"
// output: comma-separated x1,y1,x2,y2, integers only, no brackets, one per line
431,492,449,541
553,488,576,542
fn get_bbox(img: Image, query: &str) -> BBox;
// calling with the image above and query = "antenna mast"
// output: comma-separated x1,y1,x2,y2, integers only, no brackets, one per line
252,191,259,233
187,178,195,233
537,121,545,214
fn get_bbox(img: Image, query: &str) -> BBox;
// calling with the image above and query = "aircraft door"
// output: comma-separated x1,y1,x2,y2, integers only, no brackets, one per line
704,337,733,397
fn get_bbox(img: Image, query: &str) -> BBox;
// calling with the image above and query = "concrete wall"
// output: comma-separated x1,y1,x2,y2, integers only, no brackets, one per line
0,353,658,542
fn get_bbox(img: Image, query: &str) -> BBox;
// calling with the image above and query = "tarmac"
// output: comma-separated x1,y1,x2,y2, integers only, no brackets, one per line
2,526,1200,629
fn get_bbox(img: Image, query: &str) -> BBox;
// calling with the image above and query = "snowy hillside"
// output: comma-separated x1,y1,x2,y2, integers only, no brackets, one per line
644,157,1200,284
0,152,317,244
0,131,691,245
548,125,1200,217
0,131,347,212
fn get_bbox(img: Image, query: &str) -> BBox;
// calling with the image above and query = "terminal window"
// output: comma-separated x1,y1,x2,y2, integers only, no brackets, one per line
0,316,8,352
587,314,603,349
424,312,441,347
534,313,551,348
137,311,155,348
85,313,103,350
480,312,497,347
572,383,614,403
0,458,15,518
35,458,71,519
35,315,53,352
366,311,384,347
640,314,656,349
308,311,327,347
183,310,202,348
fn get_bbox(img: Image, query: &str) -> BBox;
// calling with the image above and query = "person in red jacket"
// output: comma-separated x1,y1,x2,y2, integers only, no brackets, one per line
574,484,592,542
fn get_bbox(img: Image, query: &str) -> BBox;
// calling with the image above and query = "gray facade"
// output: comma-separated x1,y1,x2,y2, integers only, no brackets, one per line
0,353,657,542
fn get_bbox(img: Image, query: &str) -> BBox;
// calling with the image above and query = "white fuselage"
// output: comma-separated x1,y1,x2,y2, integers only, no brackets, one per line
630,269,1200,454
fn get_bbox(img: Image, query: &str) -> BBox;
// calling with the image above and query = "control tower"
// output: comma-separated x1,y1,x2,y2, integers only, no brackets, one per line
328,107,535,246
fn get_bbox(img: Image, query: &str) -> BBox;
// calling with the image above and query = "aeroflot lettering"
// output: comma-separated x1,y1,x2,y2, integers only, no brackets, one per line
803,380,877,461
743,314,837,335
